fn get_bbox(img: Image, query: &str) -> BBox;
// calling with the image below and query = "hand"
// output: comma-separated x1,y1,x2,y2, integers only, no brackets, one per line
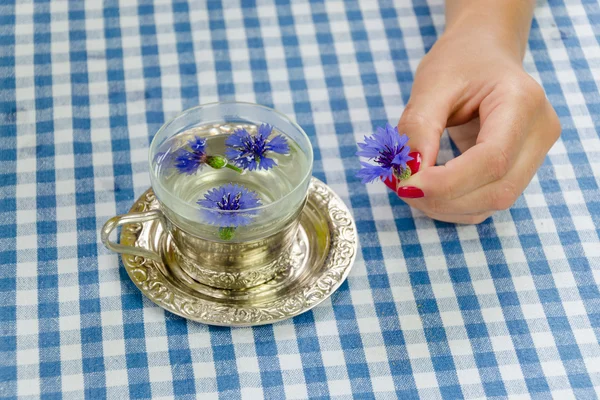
387,4,561,224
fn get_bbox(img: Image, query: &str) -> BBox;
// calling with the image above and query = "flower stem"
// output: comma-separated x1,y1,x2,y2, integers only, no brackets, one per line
224,164,243,173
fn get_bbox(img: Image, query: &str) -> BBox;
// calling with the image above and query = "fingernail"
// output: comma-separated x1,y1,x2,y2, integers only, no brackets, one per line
397,186,424,198
407,152,421,174
382,175,397,191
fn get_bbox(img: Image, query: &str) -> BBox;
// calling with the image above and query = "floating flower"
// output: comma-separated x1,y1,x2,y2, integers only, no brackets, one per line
171,136,241,174
174,137,208,175
197,184,262,240
225,123,290,171
356,123,413,184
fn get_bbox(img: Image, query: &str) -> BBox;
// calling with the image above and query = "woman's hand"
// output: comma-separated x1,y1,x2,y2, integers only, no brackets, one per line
387,0,561,224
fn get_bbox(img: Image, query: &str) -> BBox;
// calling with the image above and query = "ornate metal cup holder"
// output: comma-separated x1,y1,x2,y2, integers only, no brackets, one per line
117,178,358,326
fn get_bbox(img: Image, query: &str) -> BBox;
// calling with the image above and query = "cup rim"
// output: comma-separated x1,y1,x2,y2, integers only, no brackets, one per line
148,101,314,214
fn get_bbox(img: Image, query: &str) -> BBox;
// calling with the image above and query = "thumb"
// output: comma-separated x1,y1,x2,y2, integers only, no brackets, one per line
397,86,456,168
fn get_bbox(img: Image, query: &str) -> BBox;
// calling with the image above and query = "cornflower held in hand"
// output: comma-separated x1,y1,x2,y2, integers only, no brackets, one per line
356,123,413,184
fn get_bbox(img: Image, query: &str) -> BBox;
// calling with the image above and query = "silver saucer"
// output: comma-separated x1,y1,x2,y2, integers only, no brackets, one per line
119,178,357,327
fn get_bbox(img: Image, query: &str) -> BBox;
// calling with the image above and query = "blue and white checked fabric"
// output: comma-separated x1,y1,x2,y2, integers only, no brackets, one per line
1,0,599,398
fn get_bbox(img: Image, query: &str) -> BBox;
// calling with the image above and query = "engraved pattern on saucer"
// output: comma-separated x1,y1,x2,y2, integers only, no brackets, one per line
119,178,357,327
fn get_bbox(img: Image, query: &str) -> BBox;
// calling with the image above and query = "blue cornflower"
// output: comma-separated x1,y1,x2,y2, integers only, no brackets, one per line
197,183,262,228
225,123,290,171
356,123,413,184
174,137,208,175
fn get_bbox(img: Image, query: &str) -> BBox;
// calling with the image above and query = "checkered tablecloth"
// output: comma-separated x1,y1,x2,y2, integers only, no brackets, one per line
2,0,600,398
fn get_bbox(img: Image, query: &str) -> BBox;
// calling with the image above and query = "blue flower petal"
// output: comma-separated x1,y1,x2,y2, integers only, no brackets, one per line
226,125,289,171
238,193,261,209
266,134,290,154
197,184,262,227
257,123,274,139
188,137,207,152
225,130,249,147
392,146,413,168
172,136,208,175
225,147,243,160
356,162,390,184
356,139,381,159
258,156,277,170
355,123,412,184
242,157,259,171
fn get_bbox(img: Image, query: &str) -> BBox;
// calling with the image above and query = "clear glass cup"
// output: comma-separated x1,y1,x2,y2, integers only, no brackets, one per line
102,102,314,289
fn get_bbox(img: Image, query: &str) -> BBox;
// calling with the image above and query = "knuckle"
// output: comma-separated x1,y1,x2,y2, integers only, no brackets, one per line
525,79,546,105
399,103,445,135
547,106,562,142
488,147,511,180
505,75,546,108
491,180,519,211
399,104,426,130
533,86,548,106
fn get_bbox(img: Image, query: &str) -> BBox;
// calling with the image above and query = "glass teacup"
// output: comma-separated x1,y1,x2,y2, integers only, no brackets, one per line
101,102,314,290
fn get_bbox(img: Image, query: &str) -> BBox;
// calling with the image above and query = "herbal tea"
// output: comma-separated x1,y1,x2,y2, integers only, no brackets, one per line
151,122,311,240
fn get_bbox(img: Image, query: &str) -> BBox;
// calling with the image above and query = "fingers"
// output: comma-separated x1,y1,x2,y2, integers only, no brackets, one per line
398,91,534,200
398,78,462,168
388,71,561,225
403,178,520,215
423,211,494,225
382,152,422,191
447,117,480,154
398,139,513,200
395,113,555,217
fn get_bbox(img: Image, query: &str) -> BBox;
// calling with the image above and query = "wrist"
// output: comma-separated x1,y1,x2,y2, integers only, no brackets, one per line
444,0,535,61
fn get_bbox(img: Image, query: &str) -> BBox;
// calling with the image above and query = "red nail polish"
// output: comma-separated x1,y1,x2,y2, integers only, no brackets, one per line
382,152,422,191
382,175,397,191
407,152,421,174
397,186,424,198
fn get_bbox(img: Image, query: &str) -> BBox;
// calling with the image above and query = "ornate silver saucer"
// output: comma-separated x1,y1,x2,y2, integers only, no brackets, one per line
118,178,357,327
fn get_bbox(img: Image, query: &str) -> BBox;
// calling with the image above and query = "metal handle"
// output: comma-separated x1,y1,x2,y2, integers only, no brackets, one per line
101,210,164,261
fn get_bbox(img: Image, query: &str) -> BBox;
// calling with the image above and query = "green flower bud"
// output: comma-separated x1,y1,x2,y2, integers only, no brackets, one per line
206,155,228,169
396,166,412,181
